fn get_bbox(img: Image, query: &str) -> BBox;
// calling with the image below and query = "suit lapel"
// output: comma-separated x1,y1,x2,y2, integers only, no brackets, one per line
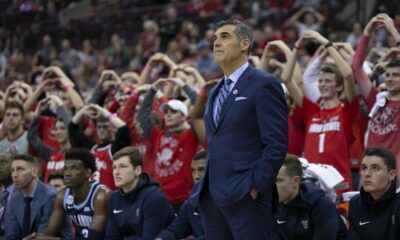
215,66,254,130
16,194,24,228
29,182,44,230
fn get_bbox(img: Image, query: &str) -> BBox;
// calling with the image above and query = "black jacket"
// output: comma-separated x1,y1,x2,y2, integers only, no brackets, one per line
274,182,347,240
105,173,174,239
158,182,205,240
348,181,400,240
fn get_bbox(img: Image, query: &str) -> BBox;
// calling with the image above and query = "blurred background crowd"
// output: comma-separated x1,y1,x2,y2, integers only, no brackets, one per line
0,0,400,238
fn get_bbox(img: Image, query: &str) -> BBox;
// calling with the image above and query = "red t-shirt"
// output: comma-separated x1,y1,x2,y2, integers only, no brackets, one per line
302,97,359,188
365,88,400,174
39,116,59,149
288,107,305,156
149,127,200,204
350,107,368,170
119,93,170,177
91,144,117,190
44,148,65,183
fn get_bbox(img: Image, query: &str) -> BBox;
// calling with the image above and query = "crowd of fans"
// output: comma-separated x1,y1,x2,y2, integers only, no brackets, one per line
0,0,399,239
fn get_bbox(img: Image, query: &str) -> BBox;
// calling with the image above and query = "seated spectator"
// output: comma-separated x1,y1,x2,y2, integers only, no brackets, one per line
38,35,55,65
274,154,348,239
346,22,363,49
282,30,359,190
48,171,65,190
69,103,130,190
27,95,72,183
59,38,80,74
106,34,130,70
284,7,325,36
257,23,283,54
352,14,400,181
0,153,15,236
348,147,400,239
138,76,200,212
0,101,28,155
196,40,222,80
30,148,111,239
5,154,71,239
156,150,207,240
138,20,161,58
105,146,174,238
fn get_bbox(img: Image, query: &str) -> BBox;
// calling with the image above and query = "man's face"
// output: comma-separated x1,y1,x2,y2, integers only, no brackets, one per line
64,160,90,188
11,160,36,191
54,121,68,144
49,178,64,190
385,66,400,97
163,107,185,129
276,166,299,204
59,91,73,110
3,108,23,133
0,154,12,182
96,121,113,141
191,159,206,184
361,156,395,196
318,72,341,100
112,156,140,189
213,25,246,65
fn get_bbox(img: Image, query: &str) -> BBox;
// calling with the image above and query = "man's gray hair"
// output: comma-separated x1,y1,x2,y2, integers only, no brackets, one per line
216,19,253,55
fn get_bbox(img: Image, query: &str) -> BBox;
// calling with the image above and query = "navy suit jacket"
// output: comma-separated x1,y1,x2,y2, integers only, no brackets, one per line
191,65,288,207
4,181,71,239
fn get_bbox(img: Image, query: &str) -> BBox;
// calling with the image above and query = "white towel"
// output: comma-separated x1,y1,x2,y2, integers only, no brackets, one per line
369,91,390,118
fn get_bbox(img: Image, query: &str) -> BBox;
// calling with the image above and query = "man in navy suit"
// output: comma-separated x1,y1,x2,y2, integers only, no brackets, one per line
190,19,288,239
4,154,71,239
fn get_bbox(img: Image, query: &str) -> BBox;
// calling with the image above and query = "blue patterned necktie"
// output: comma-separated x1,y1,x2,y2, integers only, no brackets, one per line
214,78,233,124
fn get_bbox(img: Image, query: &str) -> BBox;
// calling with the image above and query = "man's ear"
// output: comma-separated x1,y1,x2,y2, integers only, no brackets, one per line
134,165,142,176
389,169,396,181
293,176,301,187
241,39,250,53
32,166,39,178
336,84,344,93
85,168,93,178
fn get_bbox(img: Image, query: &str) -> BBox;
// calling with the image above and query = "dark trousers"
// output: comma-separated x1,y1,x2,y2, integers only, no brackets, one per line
199,185,277,240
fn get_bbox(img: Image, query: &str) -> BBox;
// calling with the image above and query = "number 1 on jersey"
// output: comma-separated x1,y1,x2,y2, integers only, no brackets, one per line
318,133,325,153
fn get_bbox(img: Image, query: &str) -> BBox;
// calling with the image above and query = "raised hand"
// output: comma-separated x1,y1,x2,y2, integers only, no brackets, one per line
98,70,121,91
102,81,119,92
82,105,101,119
267,40,291,53
364,15,385,37
135,84,152,95
378,14,396,32
371,61,388,78
152,77,185,91
35,98,51,116
302,30,329,45
147,52,165,67
249,55,261,69
152,78,170,91
181,65,199,76
42,66,74,87
48,95,64,107
269,59,285,70
121,71,140,84
166,77,185,87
